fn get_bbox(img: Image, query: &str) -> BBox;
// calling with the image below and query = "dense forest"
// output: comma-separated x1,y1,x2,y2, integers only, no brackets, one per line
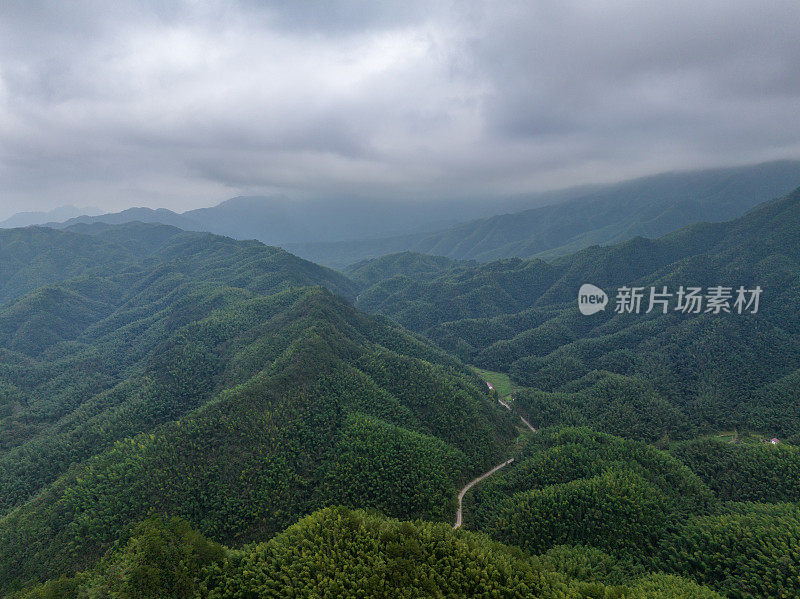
15,508,725,599
465,428,800,597
352,188,800,443
1,187,800,596
0,223,515,593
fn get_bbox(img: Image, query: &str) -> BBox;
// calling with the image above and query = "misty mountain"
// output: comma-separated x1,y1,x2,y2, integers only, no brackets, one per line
39,162,800,264
2,206,800,597
352,186,800,442
51,196,513,245
51,207,202,231
0,206,102,229
290,160,800,268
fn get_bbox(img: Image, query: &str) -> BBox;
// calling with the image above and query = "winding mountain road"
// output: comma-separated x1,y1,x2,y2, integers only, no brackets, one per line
453,458,514,529
453,385,537,529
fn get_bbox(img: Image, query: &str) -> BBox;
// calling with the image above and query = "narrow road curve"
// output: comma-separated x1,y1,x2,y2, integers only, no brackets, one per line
453,381,538,530
453,458,514,529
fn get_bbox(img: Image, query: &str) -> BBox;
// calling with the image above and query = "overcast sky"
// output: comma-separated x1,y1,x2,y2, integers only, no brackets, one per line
1,0,799,218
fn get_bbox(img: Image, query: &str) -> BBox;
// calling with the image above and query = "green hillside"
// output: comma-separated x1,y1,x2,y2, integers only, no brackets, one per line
345,251,469,287
15,508,723,599
2,198,800,597
0,224,516,593
466,428,714,556
354,188,800,441
463,428,800,598
671,437,800,503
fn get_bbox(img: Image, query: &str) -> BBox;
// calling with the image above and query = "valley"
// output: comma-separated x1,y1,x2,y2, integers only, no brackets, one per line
4,3,800,595
1,186,799,598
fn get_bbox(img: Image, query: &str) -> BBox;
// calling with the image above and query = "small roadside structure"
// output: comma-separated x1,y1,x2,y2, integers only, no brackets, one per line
770,438,780,444
486,381,494,391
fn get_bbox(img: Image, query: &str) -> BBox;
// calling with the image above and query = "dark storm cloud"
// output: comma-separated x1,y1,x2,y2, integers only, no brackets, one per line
0,0,799,217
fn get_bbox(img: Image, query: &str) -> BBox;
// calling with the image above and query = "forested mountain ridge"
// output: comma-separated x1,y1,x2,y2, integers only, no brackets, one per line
352,187,800,441
345,252,470,288
22,161,800,270
0,222,358,516
3,197,800,597
465,428,800,598
291,159,800,267
0,222,517,593
0,223,357,305
13,507,724,599
16,427,798,598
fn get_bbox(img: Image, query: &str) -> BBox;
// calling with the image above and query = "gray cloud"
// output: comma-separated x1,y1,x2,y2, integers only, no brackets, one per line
1,0,799,218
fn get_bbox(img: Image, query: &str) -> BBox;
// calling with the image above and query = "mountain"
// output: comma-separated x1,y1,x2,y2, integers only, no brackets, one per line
465,427,800,598
36,161,800,269
0,223,515,593
0,206,102,229
182,196,473,244
344,251,471,288
352,187,800,442
52,196,505,246
2,208,800,596
15,507,723,598
52,207,201,231
0,222,355,306
290,160,800,268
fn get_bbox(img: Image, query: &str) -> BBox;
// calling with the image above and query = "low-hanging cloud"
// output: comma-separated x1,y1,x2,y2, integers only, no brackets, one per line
1,0,799,217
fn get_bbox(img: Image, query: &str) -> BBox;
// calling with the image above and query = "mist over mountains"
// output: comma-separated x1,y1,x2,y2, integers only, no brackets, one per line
4,1,800,595
0,206,102,229
35,196,523,245
291,160,800,267
3,183,800,597
9,160,798,270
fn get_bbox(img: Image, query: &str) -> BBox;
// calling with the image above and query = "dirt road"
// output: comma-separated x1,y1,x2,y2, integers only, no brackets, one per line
452,383,538,530
453,458,514,529
498,396,536,433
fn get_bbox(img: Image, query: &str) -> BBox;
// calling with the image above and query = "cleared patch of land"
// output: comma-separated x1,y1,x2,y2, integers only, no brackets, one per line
473,367,517,398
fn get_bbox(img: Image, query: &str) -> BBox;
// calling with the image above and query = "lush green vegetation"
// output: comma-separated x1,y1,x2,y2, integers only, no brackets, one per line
0,223,516,593
466,428,714,557
354,188,800,443
465,428,800,598
15,508,723,598
656,502,800,598
3,182,800,598
671,437,800,503
345,251,469,287
14,516,226,599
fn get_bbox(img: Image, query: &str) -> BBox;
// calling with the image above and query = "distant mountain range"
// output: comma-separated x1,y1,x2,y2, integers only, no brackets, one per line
5,160,800,272
40,196,530,245
291,160,800,267
0,206,102,228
